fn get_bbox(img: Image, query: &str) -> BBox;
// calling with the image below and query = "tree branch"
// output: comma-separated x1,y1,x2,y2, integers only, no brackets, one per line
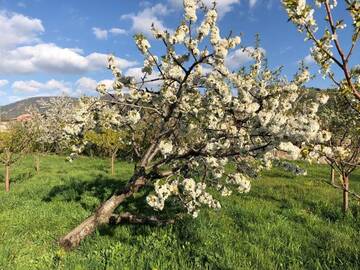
109,212,182,226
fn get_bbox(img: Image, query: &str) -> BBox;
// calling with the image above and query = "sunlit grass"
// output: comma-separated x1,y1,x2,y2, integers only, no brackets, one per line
0,155,359,269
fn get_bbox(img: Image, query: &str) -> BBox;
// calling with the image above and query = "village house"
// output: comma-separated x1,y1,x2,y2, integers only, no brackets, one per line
0,121,8,132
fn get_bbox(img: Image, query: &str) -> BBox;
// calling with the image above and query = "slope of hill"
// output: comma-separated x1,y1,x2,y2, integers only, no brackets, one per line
0,96,77,121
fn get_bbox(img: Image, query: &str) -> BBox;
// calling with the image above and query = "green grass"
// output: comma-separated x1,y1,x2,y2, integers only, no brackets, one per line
0,155,359,270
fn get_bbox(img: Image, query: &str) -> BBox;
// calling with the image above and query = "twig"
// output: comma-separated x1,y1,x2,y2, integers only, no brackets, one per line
320,179,360,201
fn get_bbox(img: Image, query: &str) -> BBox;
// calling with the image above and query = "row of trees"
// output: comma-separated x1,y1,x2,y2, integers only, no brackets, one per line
0,97,130,192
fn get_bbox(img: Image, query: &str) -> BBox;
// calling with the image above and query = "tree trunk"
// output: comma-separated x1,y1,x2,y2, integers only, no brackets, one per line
342,175,349,213
35,154,40,173
5,165,10,192
59,176,145,250
110,153,116,176
330,167,335,185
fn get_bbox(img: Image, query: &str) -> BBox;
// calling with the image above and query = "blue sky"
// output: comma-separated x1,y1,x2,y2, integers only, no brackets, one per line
0,0,358,105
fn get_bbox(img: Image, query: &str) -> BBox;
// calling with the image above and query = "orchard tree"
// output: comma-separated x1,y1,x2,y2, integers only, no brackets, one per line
37,97,77,154
283,0,360,212
85,129,128,176
59,0,330,249
316,94,360,212
19,98,76,173
25,108,46,173
0,124,30,192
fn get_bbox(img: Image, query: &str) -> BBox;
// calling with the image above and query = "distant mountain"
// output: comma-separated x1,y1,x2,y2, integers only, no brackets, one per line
0,96,78,121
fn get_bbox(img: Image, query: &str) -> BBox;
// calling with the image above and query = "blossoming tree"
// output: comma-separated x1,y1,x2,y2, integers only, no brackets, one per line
283,0,360,212
23,97,77,172
59,0,330,249
317,94,360,212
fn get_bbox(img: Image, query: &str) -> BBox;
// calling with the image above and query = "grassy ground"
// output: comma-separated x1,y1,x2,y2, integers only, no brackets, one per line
0,155,359,270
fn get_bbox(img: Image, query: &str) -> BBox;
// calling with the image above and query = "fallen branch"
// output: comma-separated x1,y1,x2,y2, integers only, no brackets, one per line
109,212,183,226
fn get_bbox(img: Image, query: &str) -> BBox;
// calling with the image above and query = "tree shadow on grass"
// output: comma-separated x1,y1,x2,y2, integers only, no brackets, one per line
42,174,127,204
96,195,202,248
44,173,203,258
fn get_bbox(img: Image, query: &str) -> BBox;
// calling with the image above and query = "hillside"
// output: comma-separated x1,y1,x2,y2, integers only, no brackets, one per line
0,96,77,121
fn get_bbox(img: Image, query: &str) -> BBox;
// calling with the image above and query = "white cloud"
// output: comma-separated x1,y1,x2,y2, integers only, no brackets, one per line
0,90,5,96
121,4,170,37
0,80,9,88
0,11,135,75
109,28,126,35
92,27,108,40
303,54,316,65
249,0,258,8
9,77,115,98
92,27,127,40
75,77,98,94
0,43,137,74
169,0,240,18
98,79,114,90
12,80,42,93
225,47,266,70
12,79,71,94
0,11,44,49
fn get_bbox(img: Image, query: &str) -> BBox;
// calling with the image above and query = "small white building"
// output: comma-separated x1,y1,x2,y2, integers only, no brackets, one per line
0,122,9,132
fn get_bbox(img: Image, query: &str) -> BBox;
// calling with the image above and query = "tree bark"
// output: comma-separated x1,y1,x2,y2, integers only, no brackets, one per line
342,175,349,213
59,176,145,250
35,154,40,173
5,165,10,192
330,167,335,185
110,153,116,176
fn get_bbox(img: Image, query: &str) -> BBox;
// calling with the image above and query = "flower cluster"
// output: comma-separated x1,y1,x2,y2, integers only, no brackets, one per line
184,0,197,22
134,34,151,54
282,0,316,31
181,178,221,218
159,140,173,156
227,173,251,193
146,178,221,218
146,179,179,211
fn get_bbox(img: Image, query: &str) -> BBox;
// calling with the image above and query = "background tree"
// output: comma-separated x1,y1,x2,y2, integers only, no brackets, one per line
85,129,128,176
24,108,46,173
60,0,330,249
283,0,360,213
38,97,77,154
316,94,360,212
0,124,30,192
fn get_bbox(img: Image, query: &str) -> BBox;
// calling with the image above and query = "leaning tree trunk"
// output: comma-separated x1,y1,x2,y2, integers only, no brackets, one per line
59,175,145,250
5,164,10,192
342,175,349,213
